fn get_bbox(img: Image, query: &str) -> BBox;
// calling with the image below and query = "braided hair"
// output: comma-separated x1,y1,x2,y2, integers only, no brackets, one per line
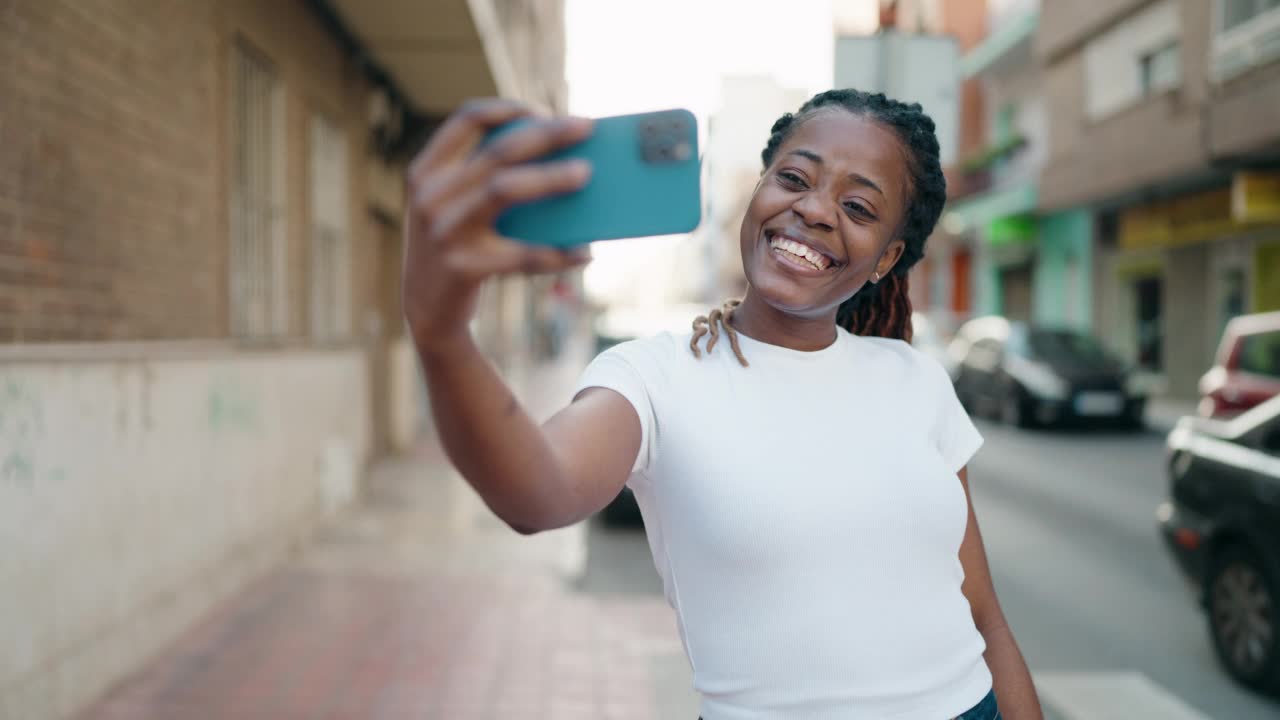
693,89,946,366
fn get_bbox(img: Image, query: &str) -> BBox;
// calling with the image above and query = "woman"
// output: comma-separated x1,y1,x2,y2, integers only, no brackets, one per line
402,90,1043,719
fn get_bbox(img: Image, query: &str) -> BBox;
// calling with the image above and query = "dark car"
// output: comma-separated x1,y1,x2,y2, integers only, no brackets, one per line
947,317,1148,428
1158,395,1280,694
1199,311,1280,419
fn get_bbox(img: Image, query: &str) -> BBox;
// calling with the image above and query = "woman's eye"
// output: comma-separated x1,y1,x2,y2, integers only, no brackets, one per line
778,171,806,187
845,202,875,218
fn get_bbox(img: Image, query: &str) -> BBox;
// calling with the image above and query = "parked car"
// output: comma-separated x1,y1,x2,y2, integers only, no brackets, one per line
1199,311,1280,419
1158,395,1280,694
911,311,954,376
948,316,1147,428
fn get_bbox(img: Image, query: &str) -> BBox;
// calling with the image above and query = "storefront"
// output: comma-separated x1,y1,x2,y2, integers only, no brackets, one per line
1097,171,1280,398
944,184,1042,325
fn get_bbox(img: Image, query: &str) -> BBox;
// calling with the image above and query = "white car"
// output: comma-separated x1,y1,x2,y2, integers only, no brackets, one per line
911,312,955,377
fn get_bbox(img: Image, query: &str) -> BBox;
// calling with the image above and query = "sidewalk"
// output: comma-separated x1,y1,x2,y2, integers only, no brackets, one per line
78,342,692,720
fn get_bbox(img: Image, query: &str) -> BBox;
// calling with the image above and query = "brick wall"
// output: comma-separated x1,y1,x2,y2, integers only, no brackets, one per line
0,0,222,342
0,0,375,343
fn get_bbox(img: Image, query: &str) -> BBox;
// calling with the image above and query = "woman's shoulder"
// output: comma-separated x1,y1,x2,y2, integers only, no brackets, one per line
852,334,948,380
593,331,691,374
603,330,689,356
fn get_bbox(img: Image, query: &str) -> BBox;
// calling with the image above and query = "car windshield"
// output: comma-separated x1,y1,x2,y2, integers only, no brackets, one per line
1238,329,1280,379
1024,329,1115,364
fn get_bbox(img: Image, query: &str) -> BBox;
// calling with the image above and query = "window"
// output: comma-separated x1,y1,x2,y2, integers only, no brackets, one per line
1221,0,1280,32
229,42,287,338
1238,330,1280,378
1083,0,1181,119
1140,41,1181,96
1214,0,1280,79
308,114,351,340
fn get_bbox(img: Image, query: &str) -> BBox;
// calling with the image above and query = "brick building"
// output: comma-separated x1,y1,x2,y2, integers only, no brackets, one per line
0,1,566,717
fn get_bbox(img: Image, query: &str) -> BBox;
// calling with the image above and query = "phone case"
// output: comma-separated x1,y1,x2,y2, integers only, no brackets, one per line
490,109,702,247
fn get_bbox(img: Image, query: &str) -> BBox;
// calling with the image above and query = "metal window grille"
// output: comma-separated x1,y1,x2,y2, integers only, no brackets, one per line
229,41,287,338
308,114,351,340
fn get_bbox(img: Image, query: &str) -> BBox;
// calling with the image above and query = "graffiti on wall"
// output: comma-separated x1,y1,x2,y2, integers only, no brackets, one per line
0,377,44,487
207,371,259,432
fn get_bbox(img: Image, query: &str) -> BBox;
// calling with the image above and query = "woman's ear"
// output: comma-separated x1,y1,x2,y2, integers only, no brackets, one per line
875,239,906,278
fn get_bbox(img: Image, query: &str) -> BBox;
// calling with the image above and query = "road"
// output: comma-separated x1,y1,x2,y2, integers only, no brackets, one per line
574,421,1280,719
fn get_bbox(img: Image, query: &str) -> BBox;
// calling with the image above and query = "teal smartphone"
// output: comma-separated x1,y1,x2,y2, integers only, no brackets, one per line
488,109,702,247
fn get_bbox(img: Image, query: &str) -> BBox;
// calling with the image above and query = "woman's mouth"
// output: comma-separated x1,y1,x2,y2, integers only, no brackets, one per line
765,232,839,273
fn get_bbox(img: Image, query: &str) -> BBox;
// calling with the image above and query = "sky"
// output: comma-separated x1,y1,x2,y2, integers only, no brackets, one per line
564,0,880,305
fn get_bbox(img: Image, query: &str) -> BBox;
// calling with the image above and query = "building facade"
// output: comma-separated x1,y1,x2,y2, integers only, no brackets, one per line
1038,0,1280,398
904,0,989,335
0,1,566,716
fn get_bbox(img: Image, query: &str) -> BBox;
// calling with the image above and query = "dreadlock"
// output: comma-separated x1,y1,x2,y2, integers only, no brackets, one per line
693,89,946,367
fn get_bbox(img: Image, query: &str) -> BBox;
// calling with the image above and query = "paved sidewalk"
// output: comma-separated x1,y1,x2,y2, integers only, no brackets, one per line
78,344,693,720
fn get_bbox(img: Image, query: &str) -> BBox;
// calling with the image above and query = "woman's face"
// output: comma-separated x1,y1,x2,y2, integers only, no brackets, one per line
739,110,910,319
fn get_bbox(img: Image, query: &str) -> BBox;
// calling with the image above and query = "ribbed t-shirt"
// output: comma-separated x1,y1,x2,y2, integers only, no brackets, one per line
574,327,991,719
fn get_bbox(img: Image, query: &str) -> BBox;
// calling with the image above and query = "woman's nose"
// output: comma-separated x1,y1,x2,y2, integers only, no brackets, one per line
791,192,836,231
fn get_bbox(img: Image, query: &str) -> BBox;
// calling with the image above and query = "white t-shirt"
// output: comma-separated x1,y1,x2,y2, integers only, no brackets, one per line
574,326,991,720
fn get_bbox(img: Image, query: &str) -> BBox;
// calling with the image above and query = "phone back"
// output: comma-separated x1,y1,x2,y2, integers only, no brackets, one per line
493,109,701,247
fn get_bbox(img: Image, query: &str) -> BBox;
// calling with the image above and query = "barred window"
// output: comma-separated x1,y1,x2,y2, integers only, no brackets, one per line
308,114,351,340
229,41,287,338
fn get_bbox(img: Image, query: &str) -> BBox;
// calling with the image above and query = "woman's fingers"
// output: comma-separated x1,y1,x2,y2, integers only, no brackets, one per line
447,242,592,280
471,116,593,176
406,98,532,182
428,158,592,240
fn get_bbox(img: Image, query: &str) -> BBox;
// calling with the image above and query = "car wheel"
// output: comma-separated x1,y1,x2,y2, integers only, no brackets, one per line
1206,544,1280,694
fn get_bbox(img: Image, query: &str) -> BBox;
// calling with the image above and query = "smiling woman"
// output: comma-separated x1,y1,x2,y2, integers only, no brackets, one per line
691,89,947,367
401,92,1043,720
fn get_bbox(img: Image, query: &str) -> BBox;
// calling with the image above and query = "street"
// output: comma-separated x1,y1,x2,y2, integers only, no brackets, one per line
576,421,1280,720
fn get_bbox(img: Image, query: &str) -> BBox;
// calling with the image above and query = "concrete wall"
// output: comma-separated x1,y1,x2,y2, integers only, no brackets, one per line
0,345,370,719
1039,0,1212,210
1208,59,1280,158
1037,0,1150,62
1036,0,1280,211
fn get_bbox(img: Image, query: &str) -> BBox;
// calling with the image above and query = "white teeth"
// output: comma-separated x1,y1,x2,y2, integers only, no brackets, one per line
768,236,828,270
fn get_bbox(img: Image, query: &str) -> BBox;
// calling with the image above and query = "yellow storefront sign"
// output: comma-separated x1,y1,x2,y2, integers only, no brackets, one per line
1234,172,1280,224
1119,172,1280,251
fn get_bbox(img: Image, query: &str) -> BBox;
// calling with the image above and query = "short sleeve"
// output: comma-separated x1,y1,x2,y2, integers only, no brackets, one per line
572,339,663,475
926,357,984,473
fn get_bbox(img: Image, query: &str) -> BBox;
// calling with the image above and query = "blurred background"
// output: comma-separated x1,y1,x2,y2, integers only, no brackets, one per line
2,0,1280,718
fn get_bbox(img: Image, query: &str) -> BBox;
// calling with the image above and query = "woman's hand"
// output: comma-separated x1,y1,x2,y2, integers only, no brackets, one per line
402,98,594,352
